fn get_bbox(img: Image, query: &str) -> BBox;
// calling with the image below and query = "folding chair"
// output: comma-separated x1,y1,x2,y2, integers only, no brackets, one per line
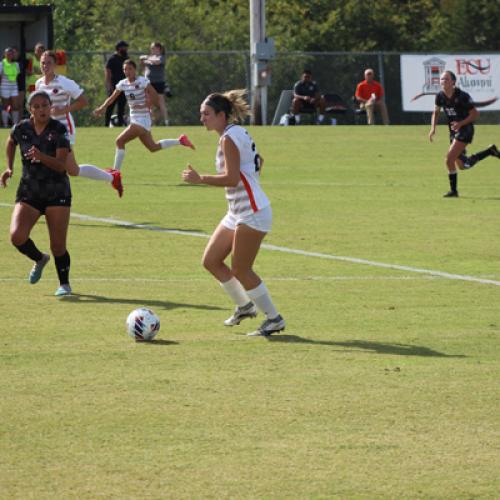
323,93,349,124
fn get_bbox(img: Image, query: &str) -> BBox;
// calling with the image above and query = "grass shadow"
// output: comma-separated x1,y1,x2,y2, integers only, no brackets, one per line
61,293,223,312
264,335,466,358
69,222,205,233
136,339,179,346
458,196,500,201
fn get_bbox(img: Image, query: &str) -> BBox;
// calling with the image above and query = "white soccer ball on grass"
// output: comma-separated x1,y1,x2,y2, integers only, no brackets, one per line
126,308,160,341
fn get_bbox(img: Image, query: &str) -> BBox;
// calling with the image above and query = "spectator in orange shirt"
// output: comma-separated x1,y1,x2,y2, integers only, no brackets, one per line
355,68,389,125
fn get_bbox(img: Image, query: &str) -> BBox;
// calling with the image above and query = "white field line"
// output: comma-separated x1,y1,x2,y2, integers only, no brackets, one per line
1,203,499,287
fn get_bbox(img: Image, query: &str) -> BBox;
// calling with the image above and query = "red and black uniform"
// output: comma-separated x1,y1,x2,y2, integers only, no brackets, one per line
11,117,71,214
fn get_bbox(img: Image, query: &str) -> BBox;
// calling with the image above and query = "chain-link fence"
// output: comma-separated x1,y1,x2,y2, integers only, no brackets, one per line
64,50,500,126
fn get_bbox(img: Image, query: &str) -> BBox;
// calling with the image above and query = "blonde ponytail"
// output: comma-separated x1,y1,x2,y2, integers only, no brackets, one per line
204,89,251,124
222,89,251,123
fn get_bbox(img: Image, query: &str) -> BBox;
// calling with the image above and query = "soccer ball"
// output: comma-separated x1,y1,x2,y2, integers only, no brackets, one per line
126,308,160,341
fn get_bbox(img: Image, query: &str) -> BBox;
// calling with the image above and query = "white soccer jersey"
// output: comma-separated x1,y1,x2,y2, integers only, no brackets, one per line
216,124,270,216
116,76,150,119
35,74,84,137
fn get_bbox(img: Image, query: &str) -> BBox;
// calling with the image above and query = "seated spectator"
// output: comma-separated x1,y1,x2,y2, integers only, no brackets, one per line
140,41,170,126
292,69,326,125
355,68,389,125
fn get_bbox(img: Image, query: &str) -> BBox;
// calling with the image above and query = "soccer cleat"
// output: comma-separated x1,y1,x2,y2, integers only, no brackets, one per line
55,284,72,297
106,168,123,197
179,134,195,150
488,144,500,158
29,253,50,284
247,314,286,336
224,302,257,326
443,190,459,198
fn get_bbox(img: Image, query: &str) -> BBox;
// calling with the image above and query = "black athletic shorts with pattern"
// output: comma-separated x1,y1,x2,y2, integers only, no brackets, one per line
11,118,72,214
449,124,474,145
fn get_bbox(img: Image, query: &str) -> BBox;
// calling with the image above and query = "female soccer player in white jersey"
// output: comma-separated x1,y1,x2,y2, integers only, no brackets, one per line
36,51,123,197
93,59,194,171
182,90,285,336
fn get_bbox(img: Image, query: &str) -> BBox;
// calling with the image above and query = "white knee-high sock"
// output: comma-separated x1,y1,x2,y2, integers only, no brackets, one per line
159,139,180,149
78,165,112,182
114,149,125,170
220,277,251,307
247,281,279,319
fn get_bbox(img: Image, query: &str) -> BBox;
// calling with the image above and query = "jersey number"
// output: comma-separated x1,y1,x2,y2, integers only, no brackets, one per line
251,142,261,172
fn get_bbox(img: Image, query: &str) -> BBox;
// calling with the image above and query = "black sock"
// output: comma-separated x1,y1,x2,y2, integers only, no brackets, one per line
15,239,43,262
464,147,494,169
463,155,477,169
54,251,70,285
472,147,493,163
449,172,458,193
459,152,476,169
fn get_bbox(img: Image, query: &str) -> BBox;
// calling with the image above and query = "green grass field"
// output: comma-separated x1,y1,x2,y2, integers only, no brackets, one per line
0,124,499,499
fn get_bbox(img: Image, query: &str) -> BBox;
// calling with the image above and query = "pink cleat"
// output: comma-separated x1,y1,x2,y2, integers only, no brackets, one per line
106,168,123,198
179,134,195,150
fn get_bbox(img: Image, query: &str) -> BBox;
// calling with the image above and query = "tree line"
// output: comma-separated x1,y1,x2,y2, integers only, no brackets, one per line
31,0,500,54
26,0,500,126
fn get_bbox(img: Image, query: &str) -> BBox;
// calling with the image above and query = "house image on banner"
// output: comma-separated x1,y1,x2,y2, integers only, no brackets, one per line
422,57,446,93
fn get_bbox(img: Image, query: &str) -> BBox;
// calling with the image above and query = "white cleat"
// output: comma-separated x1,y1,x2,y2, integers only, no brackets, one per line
224,302,257,326
55,284,72,297
247,314,286,336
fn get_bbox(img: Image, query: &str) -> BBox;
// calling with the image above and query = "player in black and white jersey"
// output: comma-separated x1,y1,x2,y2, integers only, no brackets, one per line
36,51,123,197
429,70,500,197
93,59,194,172
182,90,285,336
1,91,74,296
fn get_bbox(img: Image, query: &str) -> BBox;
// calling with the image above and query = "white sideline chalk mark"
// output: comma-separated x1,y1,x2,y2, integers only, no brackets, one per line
69,211,500,288
1,203,499,287
262,244,500,287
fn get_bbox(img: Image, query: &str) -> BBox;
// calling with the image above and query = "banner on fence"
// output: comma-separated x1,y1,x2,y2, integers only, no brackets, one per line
401,54,500,112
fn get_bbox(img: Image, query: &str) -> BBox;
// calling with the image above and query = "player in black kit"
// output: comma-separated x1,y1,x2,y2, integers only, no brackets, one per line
429,70,500,197
1,90,73,296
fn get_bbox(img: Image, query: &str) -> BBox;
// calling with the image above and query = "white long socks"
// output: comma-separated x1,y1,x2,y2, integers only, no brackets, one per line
78,165,112,182
247,281,279,319
220,277,251,307
114,149,125,170
159,139,180,149
112,140,178,171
